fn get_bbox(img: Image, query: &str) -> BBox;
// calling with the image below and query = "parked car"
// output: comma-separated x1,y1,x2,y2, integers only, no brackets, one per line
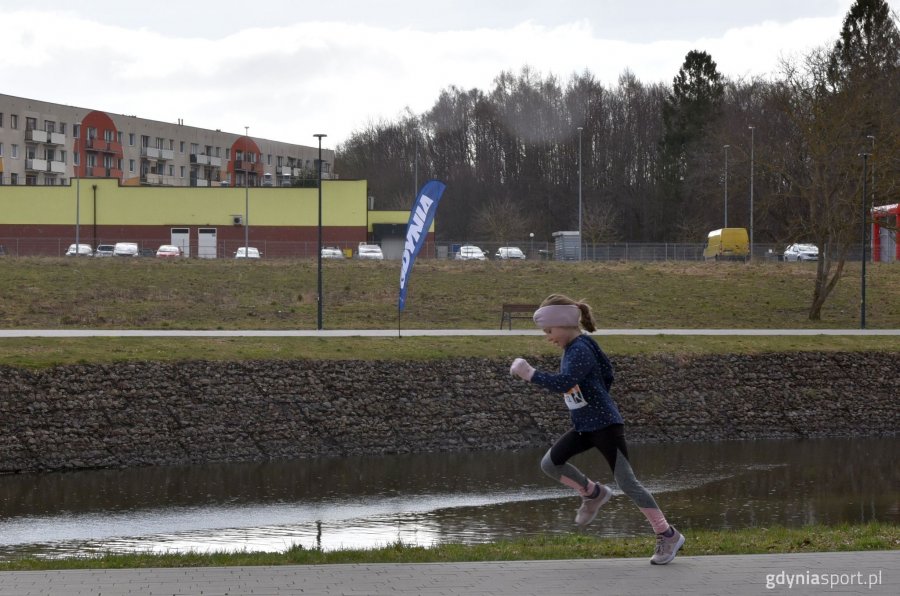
94,244,115,257
456,245,487,260
156,245,183,258
495,246,526,260
139,248,156,257
321,246,345,259
357,243,384,260
234,246,261,259
782,243,819,262
113,242,140,257
65,243,93,257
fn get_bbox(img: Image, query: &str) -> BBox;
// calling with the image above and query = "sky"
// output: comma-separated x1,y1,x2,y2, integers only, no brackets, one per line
0,0,886,149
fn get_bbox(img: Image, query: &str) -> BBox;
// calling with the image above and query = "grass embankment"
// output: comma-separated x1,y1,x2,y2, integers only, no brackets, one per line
1,257,897,367
1,524,896,570
1,257,899,330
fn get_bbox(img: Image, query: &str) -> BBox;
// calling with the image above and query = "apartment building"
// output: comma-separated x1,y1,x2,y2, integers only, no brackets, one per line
0,93,334,188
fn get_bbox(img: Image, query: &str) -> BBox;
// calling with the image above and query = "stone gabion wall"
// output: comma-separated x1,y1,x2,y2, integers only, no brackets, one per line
0,352,896,473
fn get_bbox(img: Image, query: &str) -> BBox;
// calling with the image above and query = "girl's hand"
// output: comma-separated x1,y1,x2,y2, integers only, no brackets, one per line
510,358,535,381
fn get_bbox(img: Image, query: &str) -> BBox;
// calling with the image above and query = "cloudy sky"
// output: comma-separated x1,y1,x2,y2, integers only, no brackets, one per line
0,0,881,148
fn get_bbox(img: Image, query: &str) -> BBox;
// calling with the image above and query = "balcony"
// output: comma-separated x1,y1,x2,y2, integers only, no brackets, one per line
279,165,292,176
25,158,48,171
191,154,210,165
26,129,49,143
142,173,177,186
234,160,264,175
48,161,66,174
48,132,66,145
209,156,222,167
86,138,122,153
190,177,210,187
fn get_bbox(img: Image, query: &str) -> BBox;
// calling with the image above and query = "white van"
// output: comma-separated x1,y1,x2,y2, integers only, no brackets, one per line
113,242,140,257
65,243,93,257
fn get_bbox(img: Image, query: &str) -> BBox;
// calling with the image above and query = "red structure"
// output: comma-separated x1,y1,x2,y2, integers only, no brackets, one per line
872,204,899,263
75,111,123,179
228,137,265,186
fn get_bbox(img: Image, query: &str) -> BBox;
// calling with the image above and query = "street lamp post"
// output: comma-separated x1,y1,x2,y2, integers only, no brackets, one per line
748,127,754,261
723,144,730,228
414,136,418,196
868,134,875,211
529,232,534,259
577,126,583,261
75,121,80,256
244,126,250,259
314,133,327,330
859,151,870,329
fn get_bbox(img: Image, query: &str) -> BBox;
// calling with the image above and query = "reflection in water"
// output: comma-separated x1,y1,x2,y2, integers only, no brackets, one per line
0,437,896,558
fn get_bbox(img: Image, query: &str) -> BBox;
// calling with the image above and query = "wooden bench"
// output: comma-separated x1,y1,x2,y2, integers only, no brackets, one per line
500,303,539,330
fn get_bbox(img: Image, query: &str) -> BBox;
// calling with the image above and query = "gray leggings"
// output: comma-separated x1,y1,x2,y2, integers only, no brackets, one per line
541,424,660,511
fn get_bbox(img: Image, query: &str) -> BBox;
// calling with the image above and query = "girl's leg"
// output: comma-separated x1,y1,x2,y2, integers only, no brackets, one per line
540,428,600,496
586,425,671,535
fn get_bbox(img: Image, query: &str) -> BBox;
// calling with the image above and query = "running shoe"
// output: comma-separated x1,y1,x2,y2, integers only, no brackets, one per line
650,527,685,565
574,483,612,527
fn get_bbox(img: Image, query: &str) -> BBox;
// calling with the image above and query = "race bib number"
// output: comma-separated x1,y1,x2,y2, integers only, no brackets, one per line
563,385,587,410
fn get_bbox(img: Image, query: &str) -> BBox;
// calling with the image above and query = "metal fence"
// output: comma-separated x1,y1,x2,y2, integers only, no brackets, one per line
0,236,873,262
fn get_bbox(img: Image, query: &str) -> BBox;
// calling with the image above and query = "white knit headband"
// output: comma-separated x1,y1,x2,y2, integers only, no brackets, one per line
532,304,581,328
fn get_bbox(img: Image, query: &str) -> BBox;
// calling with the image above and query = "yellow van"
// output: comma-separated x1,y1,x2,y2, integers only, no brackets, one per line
703,228,749,261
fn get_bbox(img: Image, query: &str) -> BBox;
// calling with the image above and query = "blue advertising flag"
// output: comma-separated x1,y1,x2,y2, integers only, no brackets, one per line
399,180,446,311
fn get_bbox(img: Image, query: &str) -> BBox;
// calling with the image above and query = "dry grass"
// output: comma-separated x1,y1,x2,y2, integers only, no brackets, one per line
1,256,898,330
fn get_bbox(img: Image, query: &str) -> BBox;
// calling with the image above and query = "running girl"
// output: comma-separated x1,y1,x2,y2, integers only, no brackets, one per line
509,293,684,565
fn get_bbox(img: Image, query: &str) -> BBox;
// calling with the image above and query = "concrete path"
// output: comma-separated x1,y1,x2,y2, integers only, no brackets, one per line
2,328,899,337
0,551,895,595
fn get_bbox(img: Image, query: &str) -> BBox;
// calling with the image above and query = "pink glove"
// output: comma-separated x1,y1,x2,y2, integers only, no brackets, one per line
510,358,535,381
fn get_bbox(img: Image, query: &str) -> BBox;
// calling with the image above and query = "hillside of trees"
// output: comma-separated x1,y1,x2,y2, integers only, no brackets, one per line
337,0,898,255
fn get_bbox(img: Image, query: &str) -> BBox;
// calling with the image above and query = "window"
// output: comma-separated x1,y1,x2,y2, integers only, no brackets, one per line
25,116,37,130
87,154,96,167
26,175,37,186
45,177,55,186
45,121,55,133
60,122,67,135
129,133,135,146
0,112,4,127
59,150,66,163
11,144,18,158
267,154,272,165
141,135,149,148
129,159,135,172
215,147,221,157
87,127,97,140
0,143,3,156
168,165,174,176
11,114,19,129
73,124,80,138
179,141,185,153
225,148,230,160
74,152,80,165
118,131,124,144
190,143,199,154
155,137,164,149
11,173,18,184
180,166,185,177
104,129,114,142
169,139,174,151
